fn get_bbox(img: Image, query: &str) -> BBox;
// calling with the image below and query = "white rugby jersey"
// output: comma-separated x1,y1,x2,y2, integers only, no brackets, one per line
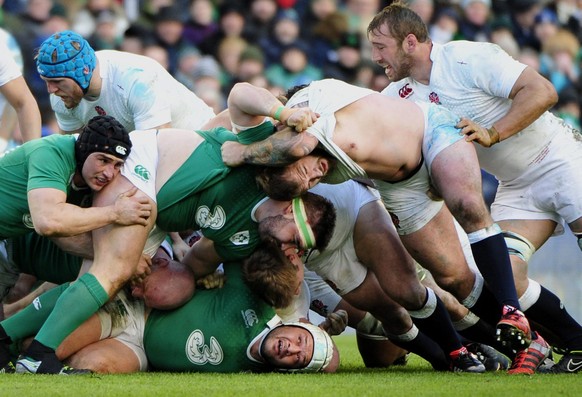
0,28,23,117
382,41,565,182
52,50,215,133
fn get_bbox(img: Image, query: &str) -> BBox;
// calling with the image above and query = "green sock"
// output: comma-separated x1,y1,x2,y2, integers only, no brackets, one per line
2,283,70,341
35,273,109,350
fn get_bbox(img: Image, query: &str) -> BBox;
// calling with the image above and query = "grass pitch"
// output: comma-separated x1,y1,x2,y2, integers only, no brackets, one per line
1,334,579,397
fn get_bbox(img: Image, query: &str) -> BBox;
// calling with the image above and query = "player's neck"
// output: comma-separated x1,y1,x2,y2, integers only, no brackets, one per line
412,41,433,85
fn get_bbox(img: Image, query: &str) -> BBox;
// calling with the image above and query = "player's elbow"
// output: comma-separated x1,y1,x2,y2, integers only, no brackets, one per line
33,217,66,237
537,77,558,108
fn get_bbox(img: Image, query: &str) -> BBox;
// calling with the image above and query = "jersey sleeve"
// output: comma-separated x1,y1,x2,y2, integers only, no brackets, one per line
467,43,527,99
0,52,21,87
26,145,74,193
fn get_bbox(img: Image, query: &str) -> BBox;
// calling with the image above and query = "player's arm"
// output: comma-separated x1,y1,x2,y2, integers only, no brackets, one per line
458,67,558,147
0,76,41,142
494,66,558,140
222,126,320,167
182,236,223,278
28,186,151,237
221,83,320,167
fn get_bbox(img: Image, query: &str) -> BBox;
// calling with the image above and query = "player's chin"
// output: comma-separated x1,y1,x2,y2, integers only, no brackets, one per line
90,178,109,191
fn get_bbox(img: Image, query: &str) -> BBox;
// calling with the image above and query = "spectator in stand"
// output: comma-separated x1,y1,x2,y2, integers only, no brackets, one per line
224,45,266,94
217,36,249,88
259,8,304,67
198,2,247,59
71,0,128,40
429,7,461,44
142,43,171,71
151,5,189,75
533,8,560,49
265,42,323,90
510,0,543,50
245,0,279,43
343,0,383,59
323,32,364,85
308,11,350,68
182,0,219,48
174,46,203,92
553,84,581,130
192,55,226,110
118,24,151,55
406,0,434,25
458,0,493,42
88,10,123,50
489,16,521,58
539,28,580,94
301,0,342,43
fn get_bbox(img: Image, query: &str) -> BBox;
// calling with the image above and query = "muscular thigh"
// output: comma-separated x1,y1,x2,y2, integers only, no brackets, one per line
354,201,426,303
496,219,556,250
399,205,475,299
91,176,157,288
430,141,490,230
66,339,141,374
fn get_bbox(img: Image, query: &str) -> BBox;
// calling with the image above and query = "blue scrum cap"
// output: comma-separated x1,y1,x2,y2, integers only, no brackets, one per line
36,30,96,93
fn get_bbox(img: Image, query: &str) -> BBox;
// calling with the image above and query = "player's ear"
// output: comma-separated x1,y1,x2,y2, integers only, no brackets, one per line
404,33,417,53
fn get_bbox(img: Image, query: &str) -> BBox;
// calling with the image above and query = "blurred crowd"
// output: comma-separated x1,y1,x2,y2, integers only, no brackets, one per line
1,0,581,135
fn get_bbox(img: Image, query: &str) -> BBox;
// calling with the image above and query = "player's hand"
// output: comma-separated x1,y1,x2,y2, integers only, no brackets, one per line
221,141,246,167
457,118,498,147
319,309,348,336
282,108,319,132
170,233,191,261
132,254,152,283
113,187,152,226
196,270,226,289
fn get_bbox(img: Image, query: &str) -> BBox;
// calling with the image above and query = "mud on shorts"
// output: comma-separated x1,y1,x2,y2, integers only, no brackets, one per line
97,289,148,371
491,126,582,236
375,164,444,236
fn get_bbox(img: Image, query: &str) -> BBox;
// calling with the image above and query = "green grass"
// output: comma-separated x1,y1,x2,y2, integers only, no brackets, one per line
1,335,580,397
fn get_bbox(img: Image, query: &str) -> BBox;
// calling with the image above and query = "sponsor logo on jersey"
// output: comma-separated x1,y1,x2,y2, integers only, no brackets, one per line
428,92,441,105
95,106,106,116
133,165,150,181
398,83,413,99
196,206,226,230
185,330,224,366
241,309,259,328
230,231,250,246
22,214,35,229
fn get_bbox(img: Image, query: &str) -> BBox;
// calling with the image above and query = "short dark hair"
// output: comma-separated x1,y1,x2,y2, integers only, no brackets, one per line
255,149,337,201
302,192,336,251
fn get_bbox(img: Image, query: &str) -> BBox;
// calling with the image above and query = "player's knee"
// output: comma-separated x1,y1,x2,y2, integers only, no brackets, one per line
503,230,536,263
